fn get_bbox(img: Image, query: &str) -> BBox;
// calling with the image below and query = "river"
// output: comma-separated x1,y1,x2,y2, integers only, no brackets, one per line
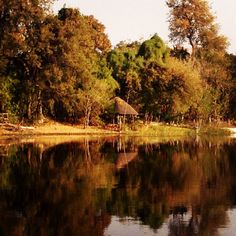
0,135,236,235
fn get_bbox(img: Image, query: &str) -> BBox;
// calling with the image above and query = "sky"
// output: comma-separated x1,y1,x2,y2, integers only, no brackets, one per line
53,0,236,53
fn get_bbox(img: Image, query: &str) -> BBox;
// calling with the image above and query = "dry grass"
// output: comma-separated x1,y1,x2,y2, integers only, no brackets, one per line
33,121,114,135
0,119,117,137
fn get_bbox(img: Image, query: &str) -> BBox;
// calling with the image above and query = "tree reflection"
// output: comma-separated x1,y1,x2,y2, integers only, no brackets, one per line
0,137,235,235
0,140,113,236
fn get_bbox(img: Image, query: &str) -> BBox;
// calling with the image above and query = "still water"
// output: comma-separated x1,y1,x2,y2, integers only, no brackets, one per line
0,136,236,236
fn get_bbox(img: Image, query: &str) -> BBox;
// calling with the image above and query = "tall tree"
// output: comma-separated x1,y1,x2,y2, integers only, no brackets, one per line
42,8,116,124
138,35,170,120
167,0,231,121
0,0,54,120
196,25,230,121
107,41,142,105
166,0,215,59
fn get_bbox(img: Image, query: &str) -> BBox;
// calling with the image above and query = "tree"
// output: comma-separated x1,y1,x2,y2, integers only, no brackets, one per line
108,35,203,122
138,34,169,66
167,0,232,121
137,35,170,120
227,54,236,119
164,57,202,119
42,8,117,124
107,41,142,105
170,46,190,61
0,76,18,114
140,55,202,121
197,53,230,121
78,76,117,127
0,0,55,120
0,0,53,54
166,0,215,59
196,27,230,121
0,4,116,123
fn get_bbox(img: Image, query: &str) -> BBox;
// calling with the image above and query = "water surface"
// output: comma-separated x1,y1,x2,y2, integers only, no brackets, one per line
0,136,236,235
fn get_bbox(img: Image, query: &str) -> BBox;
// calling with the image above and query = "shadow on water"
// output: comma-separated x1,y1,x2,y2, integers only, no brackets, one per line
0,136,236,235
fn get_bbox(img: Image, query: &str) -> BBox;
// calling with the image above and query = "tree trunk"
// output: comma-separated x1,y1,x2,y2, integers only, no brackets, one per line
84,99,91,128
27,95,32,120
86,108,91,127
37,89,43,121
189,38,196,64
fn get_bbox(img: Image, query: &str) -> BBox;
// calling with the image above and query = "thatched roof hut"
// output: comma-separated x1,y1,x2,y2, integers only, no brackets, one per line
116,152,137,169
114,97,138,116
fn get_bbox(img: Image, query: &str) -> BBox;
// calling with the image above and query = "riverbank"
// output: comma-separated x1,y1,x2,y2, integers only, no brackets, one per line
0,119,234,138
0,120,117,136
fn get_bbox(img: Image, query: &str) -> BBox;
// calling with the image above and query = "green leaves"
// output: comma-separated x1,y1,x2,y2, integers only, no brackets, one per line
0,1,234,124
138,34,169,66
107,35,203,122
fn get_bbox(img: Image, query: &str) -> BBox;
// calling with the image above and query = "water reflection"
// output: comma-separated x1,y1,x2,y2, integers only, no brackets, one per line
0,136,236,235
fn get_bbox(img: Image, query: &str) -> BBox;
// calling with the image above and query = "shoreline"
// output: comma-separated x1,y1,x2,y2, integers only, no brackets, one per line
0,120,235,139
0,122,235,148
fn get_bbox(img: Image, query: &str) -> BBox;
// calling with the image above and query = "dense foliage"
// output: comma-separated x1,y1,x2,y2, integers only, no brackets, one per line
0,0,235,125
0,1,117,125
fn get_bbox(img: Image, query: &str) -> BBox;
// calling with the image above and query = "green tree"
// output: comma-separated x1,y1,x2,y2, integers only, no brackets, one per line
138,35,170,120
0,76,18,113
164,57,202,119
78,76,117,127
108,35,202,122
138,35,202,122
0,0,55,120
196,28,230,121
140,55,201,121
107,41,142,106
138,34,169,66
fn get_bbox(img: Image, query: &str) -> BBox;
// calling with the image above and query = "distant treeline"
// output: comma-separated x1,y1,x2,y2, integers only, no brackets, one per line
0,0,235,125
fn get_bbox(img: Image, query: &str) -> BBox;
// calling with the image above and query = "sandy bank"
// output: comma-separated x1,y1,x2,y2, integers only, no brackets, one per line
0,120,117,137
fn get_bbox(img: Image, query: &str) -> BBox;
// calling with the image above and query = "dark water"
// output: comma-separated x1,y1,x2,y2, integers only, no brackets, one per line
0,136,236,236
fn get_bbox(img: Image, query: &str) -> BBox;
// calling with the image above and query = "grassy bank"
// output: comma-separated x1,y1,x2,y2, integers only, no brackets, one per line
122,122,195,137
0,120,234,138
197,125,232,136
120,122,234,137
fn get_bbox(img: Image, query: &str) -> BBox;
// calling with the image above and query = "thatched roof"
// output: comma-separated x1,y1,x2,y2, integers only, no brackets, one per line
114,97,138,115
116,152,137,169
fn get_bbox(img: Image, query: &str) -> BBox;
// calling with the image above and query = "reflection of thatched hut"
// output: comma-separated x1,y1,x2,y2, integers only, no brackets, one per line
114,97,138,127
115,152,137,170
